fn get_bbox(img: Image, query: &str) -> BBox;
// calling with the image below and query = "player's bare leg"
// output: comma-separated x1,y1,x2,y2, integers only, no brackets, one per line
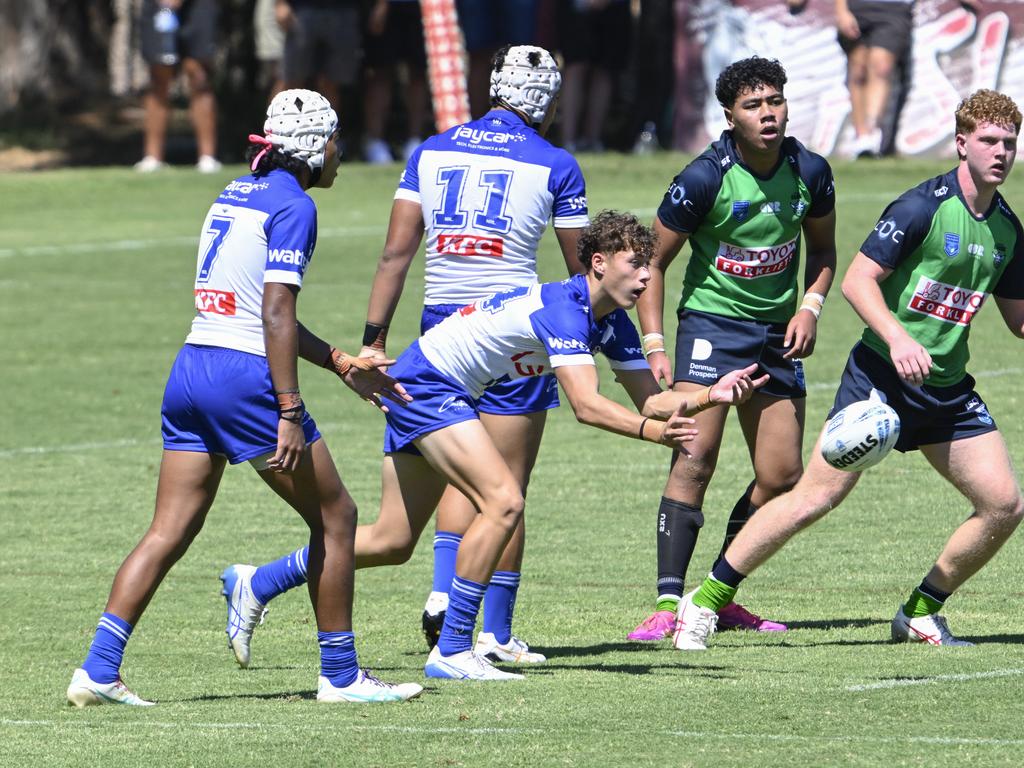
140,63,175,165
182,57,218,165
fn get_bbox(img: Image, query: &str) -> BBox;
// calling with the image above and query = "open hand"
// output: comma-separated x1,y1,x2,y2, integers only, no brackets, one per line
709,363,770,406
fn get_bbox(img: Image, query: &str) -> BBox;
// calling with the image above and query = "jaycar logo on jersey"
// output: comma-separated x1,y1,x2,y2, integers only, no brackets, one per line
268,248,310,270
438,234,504,257
715,238,797,279
452,126,526,145
194,289,236,315
908,276,987,326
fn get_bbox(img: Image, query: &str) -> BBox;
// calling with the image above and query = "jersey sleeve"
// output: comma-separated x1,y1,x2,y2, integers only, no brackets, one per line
528,301,596,368
994,237,1024,300
548,150,589,229
655,156,720,234
264,196,317,287
859,191,934,270
802,153,836,218
394,141,423,204
599,310,650,371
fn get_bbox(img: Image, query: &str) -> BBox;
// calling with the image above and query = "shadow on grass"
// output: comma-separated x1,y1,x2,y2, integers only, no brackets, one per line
176,684,443,704
527,662,734,677
781,617,887,631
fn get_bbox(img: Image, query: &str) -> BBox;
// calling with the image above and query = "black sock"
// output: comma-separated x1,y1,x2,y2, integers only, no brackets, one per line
656,497,704,599
716,481,757,564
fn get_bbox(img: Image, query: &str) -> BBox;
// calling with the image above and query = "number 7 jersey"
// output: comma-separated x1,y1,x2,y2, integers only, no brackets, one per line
396,109,589,305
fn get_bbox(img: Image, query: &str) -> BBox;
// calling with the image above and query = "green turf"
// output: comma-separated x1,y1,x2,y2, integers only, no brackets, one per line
2,155,1023,767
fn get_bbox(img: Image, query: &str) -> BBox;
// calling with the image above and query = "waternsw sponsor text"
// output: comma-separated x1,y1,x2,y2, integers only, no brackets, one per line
715,239,797,279
907,276,987,326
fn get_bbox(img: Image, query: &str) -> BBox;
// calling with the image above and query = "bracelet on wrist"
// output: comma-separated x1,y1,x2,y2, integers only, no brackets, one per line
276,391,302,411
638,417,650,441
641,332,666,357
362,322,389,349
692,386,715,413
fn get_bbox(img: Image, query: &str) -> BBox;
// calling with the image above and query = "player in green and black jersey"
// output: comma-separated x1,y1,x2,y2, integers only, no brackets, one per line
629,57,837,640
676,89,1024,650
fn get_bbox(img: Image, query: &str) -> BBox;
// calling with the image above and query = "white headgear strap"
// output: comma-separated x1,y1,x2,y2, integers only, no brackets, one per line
261,89,339,172
489,46,562,125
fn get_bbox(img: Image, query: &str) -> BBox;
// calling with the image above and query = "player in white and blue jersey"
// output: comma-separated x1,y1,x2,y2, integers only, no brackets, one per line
236,211,767,681
67,90,422,707
226,45,589,667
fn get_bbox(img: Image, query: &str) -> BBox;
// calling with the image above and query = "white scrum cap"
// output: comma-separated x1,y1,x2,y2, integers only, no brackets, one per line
262,89,338,172
489,45,562,125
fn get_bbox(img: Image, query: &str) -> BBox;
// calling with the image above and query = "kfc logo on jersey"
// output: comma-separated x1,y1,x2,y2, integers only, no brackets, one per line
908,276,987,326
714,238,797,279
438,234,505,257
194,289,236,315
268,248,310,270
511,351,545,377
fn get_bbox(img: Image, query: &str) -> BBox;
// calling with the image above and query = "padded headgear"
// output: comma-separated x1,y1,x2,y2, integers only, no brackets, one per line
489,45,562,126
262,89,338,172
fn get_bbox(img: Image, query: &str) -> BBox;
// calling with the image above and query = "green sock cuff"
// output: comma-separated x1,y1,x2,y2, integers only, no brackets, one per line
904,588,944,618
656,596,681,613
692,578,736,612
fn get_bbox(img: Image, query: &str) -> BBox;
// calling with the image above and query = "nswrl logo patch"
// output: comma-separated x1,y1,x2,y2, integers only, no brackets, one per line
944,232,960,258
732,201,750,222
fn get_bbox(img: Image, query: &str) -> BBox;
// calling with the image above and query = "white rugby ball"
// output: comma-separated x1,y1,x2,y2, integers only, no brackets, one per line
820,400,901,472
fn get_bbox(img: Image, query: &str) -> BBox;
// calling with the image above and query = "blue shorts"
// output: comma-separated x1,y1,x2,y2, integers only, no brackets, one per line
673,309,806,399
383,341,479,454
422,304,559,415
456,0,539,51
828,342,997,452
161,344,320,464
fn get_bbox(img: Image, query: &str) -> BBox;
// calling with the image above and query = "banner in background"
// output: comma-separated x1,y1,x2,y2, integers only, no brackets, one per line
676,0,1024,157
421,0,471,133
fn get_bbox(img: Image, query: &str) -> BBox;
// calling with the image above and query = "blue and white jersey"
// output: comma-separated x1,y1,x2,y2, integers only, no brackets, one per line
396,109,589,305
186,169,318,356
417,274,648,398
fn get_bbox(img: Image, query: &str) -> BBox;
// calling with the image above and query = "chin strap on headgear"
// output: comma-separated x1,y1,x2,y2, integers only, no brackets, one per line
489,45,562,126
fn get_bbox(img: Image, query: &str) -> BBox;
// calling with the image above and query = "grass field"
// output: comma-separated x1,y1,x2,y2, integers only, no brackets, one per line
2,154,1024,767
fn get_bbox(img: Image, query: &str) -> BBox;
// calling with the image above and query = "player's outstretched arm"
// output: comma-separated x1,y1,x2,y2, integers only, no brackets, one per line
842,252,933,385
360,199,425,358
555,364,698,450
263,282,306,472
615,364,768,420
995,297,1024,338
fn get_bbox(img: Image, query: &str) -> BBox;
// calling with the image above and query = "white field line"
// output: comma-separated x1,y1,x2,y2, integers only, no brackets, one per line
0,193,900,261
845,668,1024,692
1,719,1022,746
2,365,1022,459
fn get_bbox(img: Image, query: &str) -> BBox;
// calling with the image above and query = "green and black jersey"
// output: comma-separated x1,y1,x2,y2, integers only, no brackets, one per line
656,132,835,323
859,168,1024,386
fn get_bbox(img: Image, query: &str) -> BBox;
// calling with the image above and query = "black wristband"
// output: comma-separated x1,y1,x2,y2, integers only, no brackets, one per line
638,417,649,441
279,403,305,423
362,322,388,348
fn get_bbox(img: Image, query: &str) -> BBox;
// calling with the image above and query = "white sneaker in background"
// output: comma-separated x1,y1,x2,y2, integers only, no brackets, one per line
196,155,222,173
134,156,166,173
66,668,154,707
424,646,524,680
891,606,974,646
317,669,423,703
474,632,547,664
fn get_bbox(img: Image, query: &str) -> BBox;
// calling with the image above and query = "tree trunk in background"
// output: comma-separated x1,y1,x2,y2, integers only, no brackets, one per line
0,1,114,114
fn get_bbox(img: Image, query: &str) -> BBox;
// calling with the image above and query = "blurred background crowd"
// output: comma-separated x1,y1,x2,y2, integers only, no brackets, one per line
0,0,1018,170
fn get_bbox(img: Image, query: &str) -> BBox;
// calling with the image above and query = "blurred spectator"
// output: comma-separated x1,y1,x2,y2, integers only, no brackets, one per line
457,0,540,118
630,0,674,154
836,0,914,158
363,0,431,164
557,0,632,153
135,0,221,173
276,0,361,119
254,0,285,98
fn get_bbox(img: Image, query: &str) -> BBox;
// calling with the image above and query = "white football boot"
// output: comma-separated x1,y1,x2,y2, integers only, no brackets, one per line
67,668,154,707
673,590,719,651
220,564,268,667
424,646,524,680
474,632,547,664
891,606,974,646
317,669,423,703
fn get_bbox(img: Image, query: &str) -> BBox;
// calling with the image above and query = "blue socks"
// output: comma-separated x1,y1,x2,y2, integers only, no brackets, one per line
81,613,132,684
251,547,309,604
482,571,520,644
431,532,462,593
437,576,487,656
318,631,359,688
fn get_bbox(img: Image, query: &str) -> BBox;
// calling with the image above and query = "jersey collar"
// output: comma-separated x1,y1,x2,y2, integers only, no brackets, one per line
721,130,787,181
483,108,531,130
947,167,1002,221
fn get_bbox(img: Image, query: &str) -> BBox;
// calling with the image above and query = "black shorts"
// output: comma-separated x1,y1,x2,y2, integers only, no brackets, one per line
557,0,632,71
365,2,427,70
828,343,998,452
672,309,806,399
140,0,219,65
282,5,361,85
838,0,913,58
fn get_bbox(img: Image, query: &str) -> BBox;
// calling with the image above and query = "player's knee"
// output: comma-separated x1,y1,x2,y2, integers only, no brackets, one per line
987,492,1024,530
365,525,417,565
668,453,716,493
483,489,525,533
755,466,803,500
